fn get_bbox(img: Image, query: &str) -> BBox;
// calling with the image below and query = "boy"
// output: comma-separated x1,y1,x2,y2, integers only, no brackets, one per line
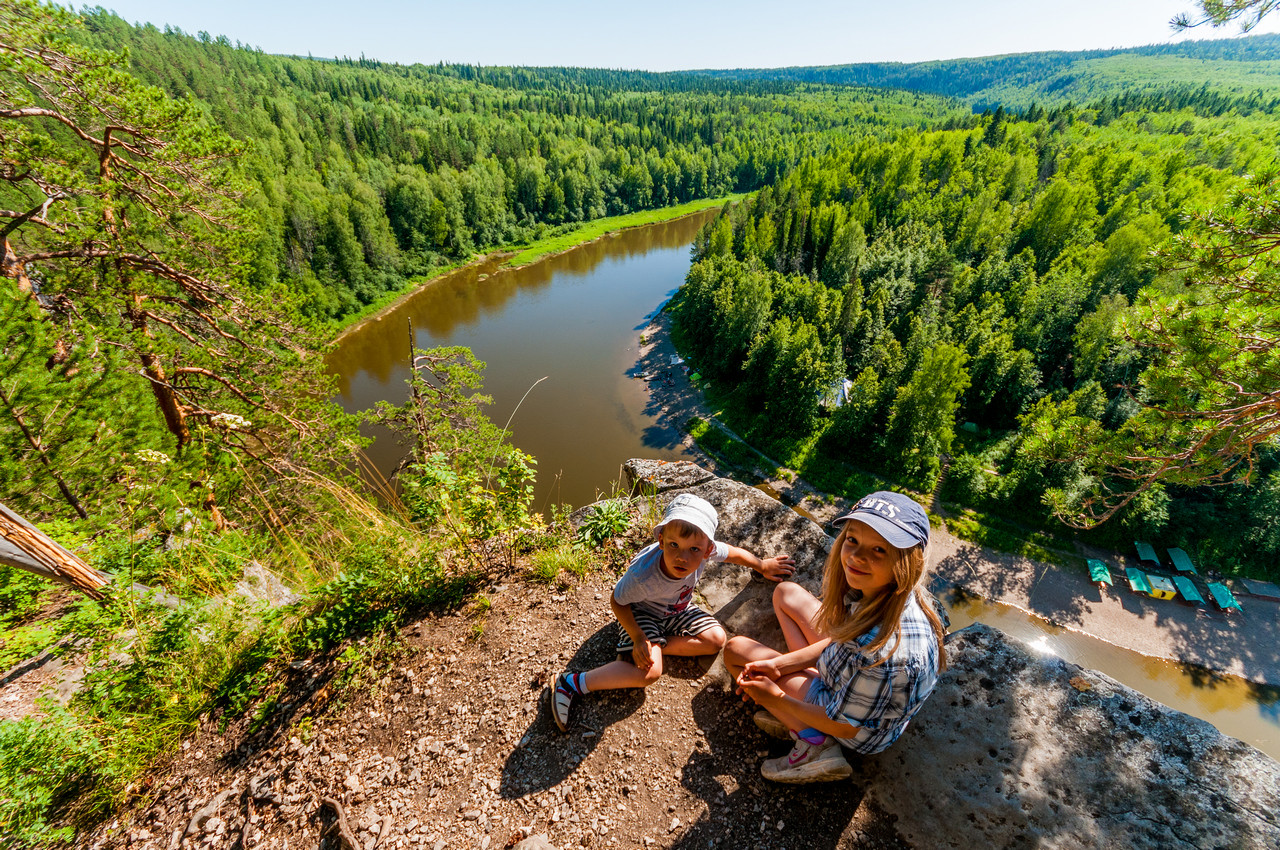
552,493,795,731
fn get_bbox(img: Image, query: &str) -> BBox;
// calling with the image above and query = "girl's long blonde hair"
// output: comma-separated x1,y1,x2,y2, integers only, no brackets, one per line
815,523,948,671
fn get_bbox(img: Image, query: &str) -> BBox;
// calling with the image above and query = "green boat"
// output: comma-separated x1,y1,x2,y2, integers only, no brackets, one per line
1167,547,1197,574
1207,581,1242,612
1087,559,1113,586
1171,575,1204,605
1125,567,1153,594
1134,541,1160,567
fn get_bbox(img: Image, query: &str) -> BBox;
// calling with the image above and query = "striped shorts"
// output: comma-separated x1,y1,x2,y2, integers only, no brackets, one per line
616,604,721,653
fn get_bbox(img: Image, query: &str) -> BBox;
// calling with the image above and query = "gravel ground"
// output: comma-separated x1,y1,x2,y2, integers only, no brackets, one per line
82,568,907,850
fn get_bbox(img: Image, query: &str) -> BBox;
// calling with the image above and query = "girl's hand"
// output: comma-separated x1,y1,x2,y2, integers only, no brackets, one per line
743,658,782,681
631,638,654,670
736,669,784,703
759,555,796,582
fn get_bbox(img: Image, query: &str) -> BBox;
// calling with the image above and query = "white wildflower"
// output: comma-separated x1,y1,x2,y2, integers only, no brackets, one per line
135,449,171,465
211,412,252,430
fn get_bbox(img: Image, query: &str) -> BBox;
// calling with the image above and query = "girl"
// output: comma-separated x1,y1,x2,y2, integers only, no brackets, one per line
723,491,948,783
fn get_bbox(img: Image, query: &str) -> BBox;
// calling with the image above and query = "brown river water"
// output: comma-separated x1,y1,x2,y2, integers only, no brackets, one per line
327,211,715,513
327,211,1279,760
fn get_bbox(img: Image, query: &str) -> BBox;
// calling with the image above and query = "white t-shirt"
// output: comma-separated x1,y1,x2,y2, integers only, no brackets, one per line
612,539,730,618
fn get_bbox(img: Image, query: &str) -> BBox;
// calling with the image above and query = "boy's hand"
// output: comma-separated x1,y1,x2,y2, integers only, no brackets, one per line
758,555,796,582
631,638,655,670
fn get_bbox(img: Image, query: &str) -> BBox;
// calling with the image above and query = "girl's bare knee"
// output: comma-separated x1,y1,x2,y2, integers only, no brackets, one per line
773,580,816,616
724,634,750,665
724,634,763,667
772,580,798,612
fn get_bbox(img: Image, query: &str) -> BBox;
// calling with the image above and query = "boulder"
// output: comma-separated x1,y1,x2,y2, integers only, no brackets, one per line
232,560,300,608
622,457,832,648
870,623,1280,849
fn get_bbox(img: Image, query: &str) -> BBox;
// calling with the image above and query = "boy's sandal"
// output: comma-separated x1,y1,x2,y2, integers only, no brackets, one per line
551,672,575,732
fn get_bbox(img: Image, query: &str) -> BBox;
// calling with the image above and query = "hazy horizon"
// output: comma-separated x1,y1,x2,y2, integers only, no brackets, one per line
90,1,1280,73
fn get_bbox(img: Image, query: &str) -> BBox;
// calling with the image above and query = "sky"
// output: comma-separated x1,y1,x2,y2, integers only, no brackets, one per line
88,1,1280,72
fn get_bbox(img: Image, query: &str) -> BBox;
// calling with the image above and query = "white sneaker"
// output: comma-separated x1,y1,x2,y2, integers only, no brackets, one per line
551,672,575,732
761,735,852,783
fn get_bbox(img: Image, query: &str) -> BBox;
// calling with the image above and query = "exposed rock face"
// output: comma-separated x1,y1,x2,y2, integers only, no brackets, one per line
623,457,835,651
232,560,300,608
872,624,1280,849
621,458,1280,849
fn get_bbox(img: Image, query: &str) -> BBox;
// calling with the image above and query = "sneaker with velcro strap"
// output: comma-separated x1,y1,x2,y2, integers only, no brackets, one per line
761,734,852,783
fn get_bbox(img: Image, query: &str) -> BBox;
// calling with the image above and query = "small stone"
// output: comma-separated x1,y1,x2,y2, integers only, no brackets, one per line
462,810,482,821
668,817,681,832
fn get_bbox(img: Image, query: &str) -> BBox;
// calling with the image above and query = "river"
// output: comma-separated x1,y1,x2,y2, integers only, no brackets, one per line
328,211,1279,761
327,211,714,513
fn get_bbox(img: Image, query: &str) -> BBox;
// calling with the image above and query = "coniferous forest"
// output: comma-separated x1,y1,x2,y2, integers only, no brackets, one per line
3,0,1280,842
672,100,1280,573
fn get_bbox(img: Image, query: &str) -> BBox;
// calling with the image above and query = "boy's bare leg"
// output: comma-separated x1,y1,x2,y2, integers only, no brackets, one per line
582,643,664,691
660,626,727,657
773,582,824,652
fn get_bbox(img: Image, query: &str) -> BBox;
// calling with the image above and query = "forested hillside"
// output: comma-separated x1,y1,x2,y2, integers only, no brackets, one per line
4,1,1280,842
79,11,959,322
695,33,1280,109
672,98,1280,576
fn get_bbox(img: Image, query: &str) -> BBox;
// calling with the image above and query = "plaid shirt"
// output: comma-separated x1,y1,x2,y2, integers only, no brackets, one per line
807,592,940,754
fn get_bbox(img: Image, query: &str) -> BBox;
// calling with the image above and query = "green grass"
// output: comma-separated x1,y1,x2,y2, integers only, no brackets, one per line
529,543,592,583
684,416,773,475
503,195,745,267
0,621,58,671
945,508,1085,571
326,255,476,337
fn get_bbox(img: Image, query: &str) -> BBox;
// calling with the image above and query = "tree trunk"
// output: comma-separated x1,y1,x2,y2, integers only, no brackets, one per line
140,349,191,449
1,237,32,294
0,501,108,598
128,294,190,449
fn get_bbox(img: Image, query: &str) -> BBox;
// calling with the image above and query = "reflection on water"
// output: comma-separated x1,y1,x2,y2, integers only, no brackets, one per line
941,586,1280,760
328,211,719,511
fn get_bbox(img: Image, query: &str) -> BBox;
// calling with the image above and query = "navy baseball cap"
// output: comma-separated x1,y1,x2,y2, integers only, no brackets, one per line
833,492,929,549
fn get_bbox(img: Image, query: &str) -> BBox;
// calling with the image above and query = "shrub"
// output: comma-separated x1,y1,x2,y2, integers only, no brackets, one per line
0,705,111,847
578,499,634,547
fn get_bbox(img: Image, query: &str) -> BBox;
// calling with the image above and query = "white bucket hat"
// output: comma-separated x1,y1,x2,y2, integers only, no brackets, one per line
653,493,718,542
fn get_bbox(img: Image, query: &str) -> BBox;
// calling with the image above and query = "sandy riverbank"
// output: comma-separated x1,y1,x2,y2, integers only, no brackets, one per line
634,308,1280,687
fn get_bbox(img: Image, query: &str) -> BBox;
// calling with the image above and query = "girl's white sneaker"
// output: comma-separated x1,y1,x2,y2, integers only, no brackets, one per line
761,735,852,783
